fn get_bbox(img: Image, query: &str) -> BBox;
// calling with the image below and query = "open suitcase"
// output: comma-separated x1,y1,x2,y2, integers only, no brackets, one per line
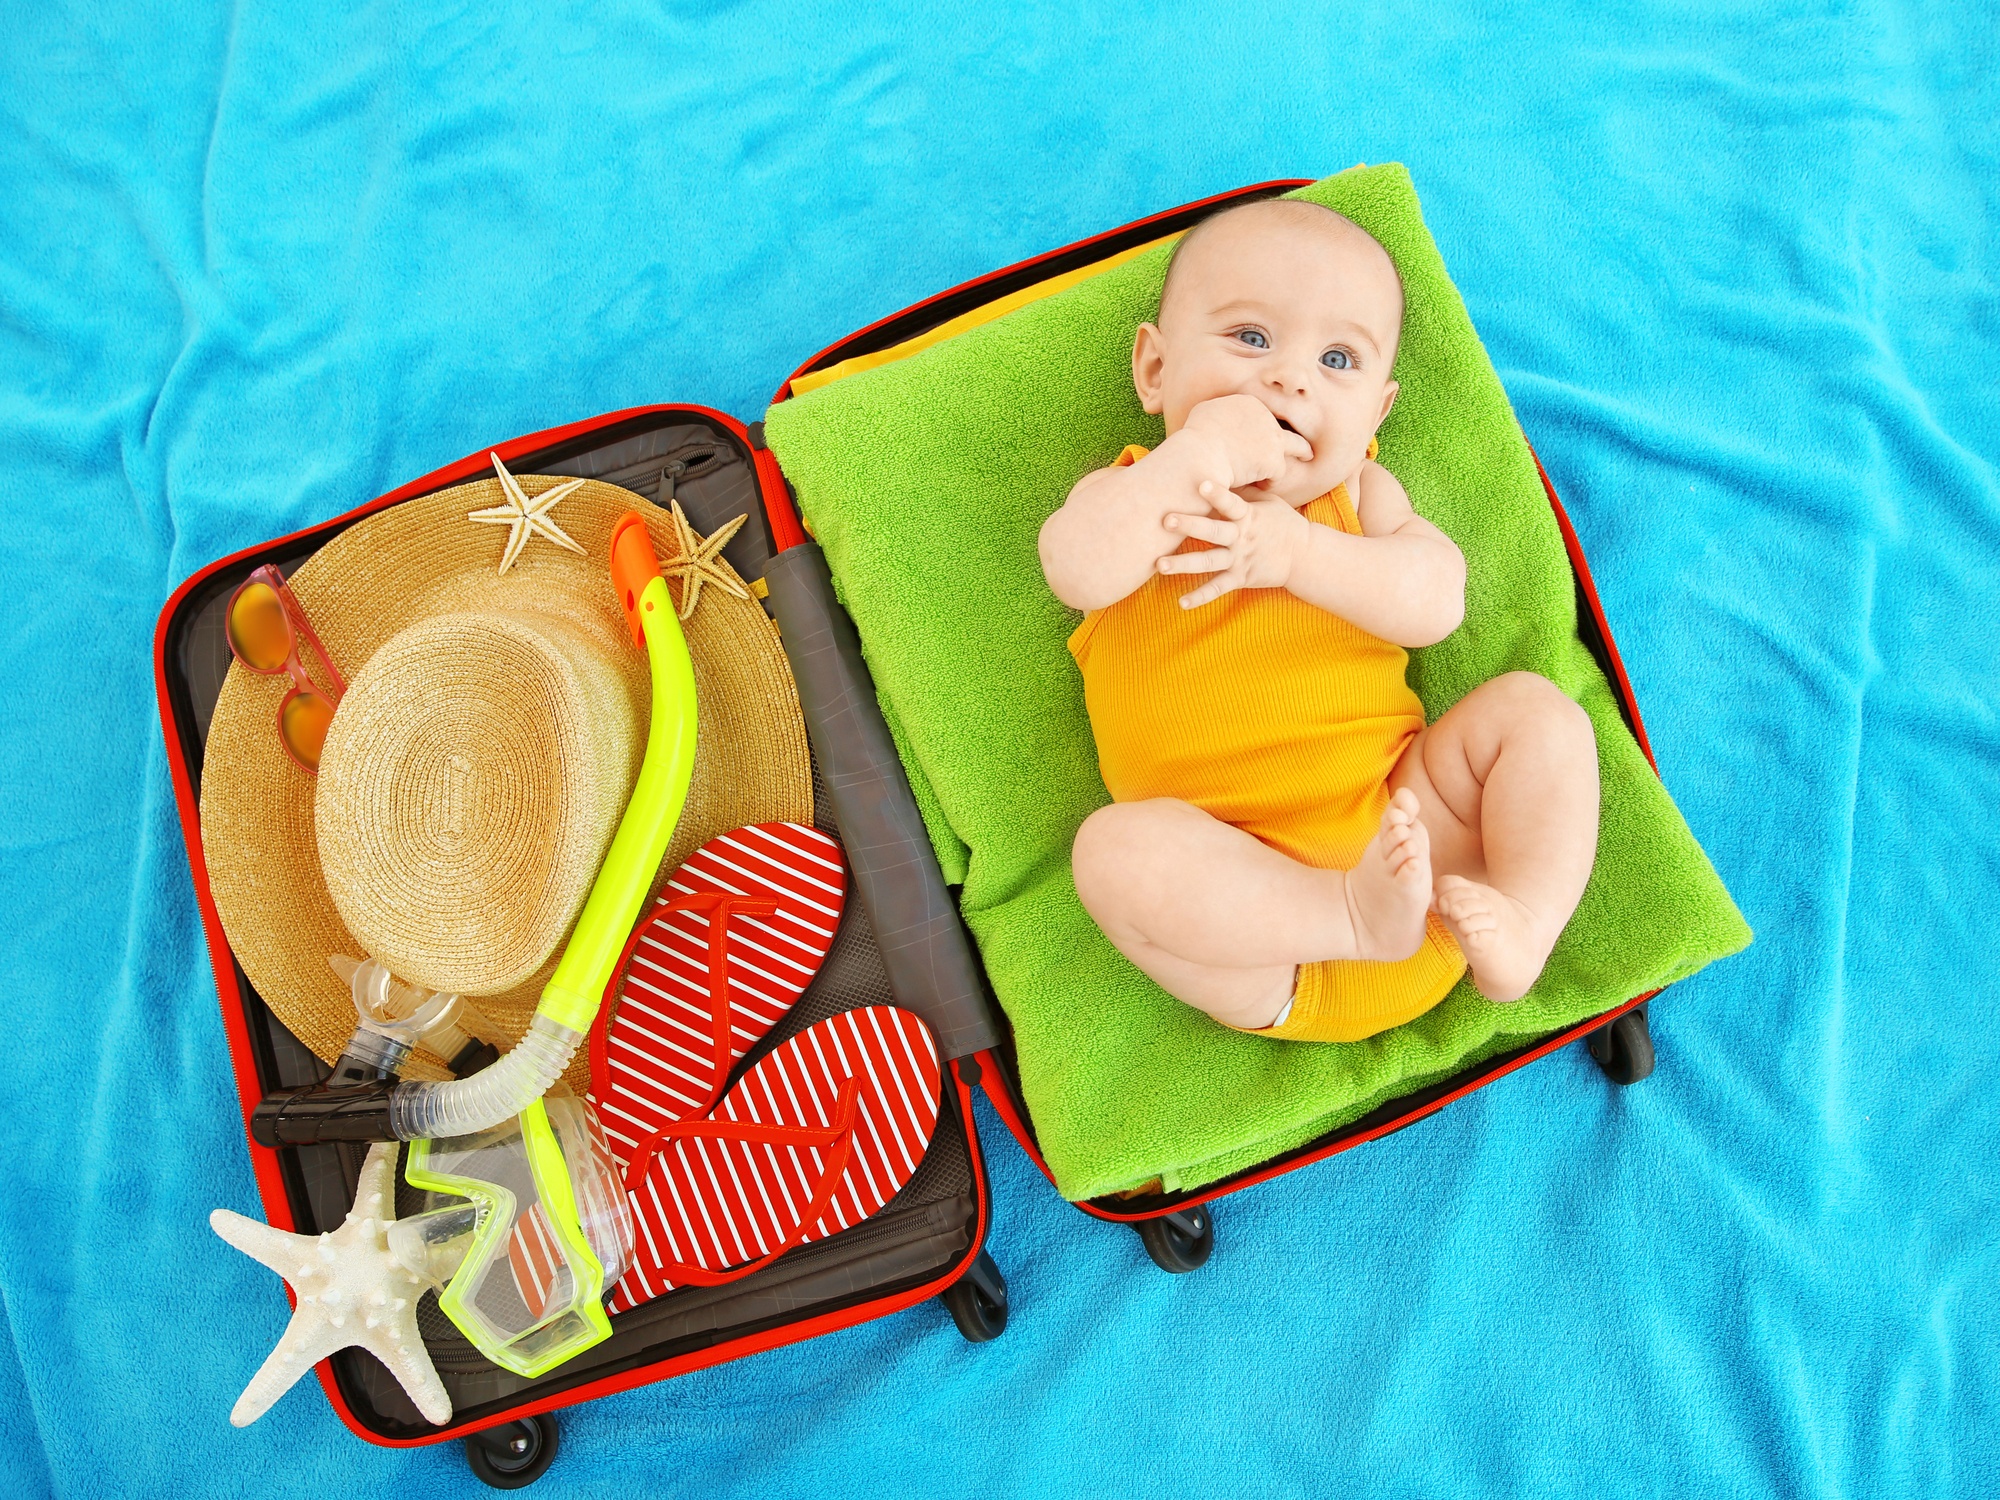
156,177,1661,1485
157,406,1010,1487
762,177,1668,1267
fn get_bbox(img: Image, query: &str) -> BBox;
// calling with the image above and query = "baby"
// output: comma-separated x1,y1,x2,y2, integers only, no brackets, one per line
1040,199,1600,1041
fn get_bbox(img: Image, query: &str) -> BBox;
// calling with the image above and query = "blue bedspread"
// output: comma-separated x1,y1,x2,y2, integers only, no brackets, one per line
2,4,1994,1496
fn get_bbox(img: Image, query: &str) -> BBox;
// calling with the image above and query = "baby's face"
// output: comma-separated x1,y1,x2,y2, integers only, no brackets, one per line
1134,204,1403,506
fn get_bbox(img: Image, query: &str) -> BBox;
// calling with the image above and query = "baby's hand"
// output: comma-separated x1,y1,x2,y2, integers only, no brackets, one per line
1178,394,1313,491
1157,487,1311,608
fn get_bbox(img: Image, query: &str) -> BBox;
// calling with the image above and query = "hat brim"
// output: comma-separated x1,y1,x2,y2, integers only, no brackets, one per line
199,476,813,1088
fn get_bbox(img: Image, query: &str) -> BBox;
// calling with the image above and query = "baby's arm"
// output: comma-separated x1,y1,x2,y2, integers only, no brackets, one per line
1038,396,1309,611
1160,460,1464,645
1282,462,1465,646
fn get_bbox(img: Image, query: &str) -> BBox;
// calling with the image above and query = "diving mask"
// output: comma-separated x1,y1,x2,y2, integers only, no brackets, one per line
388,1088,635,1378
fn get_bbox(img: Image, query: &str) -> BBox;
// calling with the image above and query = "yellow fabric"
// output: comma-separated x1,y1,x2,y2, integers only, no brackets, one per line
789,234,1180,396
1067,443,1465,1042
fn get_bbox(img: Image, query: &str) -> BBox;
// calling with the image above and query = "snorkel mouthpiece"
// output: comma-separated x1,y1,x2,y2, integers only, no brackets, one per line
248,958,488,1145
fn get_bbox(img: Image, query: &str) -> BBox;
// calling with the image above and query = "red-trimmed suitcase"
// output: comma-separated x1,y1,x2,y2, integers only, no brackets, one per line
158,406,1007,1488
761,178,1665,1268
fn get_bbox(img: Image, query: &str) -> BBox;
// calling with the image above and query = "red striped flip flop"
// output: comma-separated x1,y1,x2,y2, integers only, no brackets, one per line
590,822,847,1169
610,1004,941,1311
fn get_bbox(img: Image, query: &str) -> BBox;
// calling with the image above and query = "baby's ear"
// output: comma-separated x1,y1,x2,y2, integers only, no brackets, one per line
1376,379,1400,428
1132,323,1167,414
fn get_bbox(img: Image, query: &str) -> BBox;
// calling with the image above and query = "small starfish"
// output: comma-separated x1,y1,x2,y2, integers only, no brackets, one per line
467,453,587,574
660,500,750,620
210,1143,451,1427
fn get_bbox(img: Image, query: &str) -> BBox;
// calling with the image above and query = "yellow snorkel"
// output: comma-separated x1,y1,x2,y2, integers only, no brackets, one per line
385,510,698,1143
536,514,698,1030
386,511,697,1377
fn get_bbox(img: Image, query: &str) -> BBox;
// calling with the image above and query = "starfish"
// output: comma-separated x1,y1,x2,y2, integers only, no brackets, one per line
467,453,587,574
660,500,750,620
210,1143,451,1428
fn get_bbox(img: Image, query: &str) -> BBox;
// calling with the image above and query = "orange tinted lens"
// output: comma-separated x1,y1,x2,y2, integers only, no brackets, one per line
227,582,294,672
281,690,337,772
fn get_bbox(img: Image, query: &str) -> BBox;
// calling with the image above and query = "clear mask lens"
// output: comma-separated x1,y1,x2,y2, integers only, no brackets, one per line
396,1089,633,1377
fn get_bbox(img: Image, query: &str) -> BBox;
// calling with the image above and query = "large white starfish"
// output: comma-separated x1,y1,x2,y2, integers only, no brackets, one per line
210,1142,451,1427
467,453,587,574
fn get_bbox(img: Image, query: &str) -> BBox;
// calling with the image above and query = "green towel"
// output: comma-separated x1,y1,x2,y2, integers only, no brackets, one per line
766,165,1751,1201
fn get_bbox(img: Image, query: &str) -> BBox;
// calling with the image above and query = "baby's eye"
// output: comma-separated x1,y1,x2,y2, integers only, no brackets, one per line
1234,329,1269,349
1320,348,1354,370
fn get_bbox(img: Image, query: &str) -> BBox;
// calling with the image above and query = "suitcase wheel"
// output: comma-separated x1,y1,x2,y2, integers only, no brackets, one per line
941,1249,1009,1342
465,1413,560,1490
1587,1004,1655,1086
1135,1205,1214,1274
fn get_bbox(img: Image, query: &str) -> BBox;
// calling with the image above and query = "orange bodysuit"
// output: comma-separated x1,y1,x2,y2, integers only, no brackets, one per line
1067,445,1464,1042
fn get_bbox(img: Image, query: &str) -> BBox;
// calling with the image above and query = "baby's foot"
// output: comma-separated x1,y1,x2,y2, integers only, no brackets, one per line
1344,789,1432,962
1432,876,1550,1003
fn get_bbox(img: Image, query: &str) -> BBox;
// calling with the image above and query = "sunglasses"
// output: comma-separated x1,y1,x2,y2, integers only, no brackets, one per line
224,564,347,772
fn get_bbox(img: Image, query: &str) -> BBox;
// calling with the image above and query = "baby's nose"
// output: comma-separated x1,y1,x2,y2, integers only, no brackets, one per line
1266,355,1311,395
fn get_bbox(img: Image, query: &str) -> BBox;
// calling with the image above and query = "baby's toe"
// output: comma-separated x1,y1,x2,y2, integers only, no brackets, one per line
1435,880,1485,920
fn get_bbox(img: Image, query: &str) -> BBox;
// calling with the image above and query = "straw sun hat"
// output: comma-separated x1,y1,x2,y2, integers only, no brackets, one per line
200,470,812,1088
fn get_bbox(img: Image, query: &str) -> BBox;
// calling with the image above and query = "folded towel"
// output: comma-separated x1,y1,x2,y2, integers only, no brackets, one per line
765,164,1751,1200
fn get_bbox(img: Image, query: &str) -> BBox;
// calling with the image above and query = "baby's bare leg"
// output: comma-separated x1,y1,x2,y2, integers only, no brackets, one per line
1072,793,1432,1030
1390,671,1599,1002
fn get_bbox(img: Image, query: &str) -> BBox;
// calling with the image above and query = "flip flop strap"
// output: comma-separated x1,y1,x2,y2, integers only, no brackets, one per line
620,1084,855,1194
606,888,782,1121
665,891,779,1094
625,1077,863,1287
